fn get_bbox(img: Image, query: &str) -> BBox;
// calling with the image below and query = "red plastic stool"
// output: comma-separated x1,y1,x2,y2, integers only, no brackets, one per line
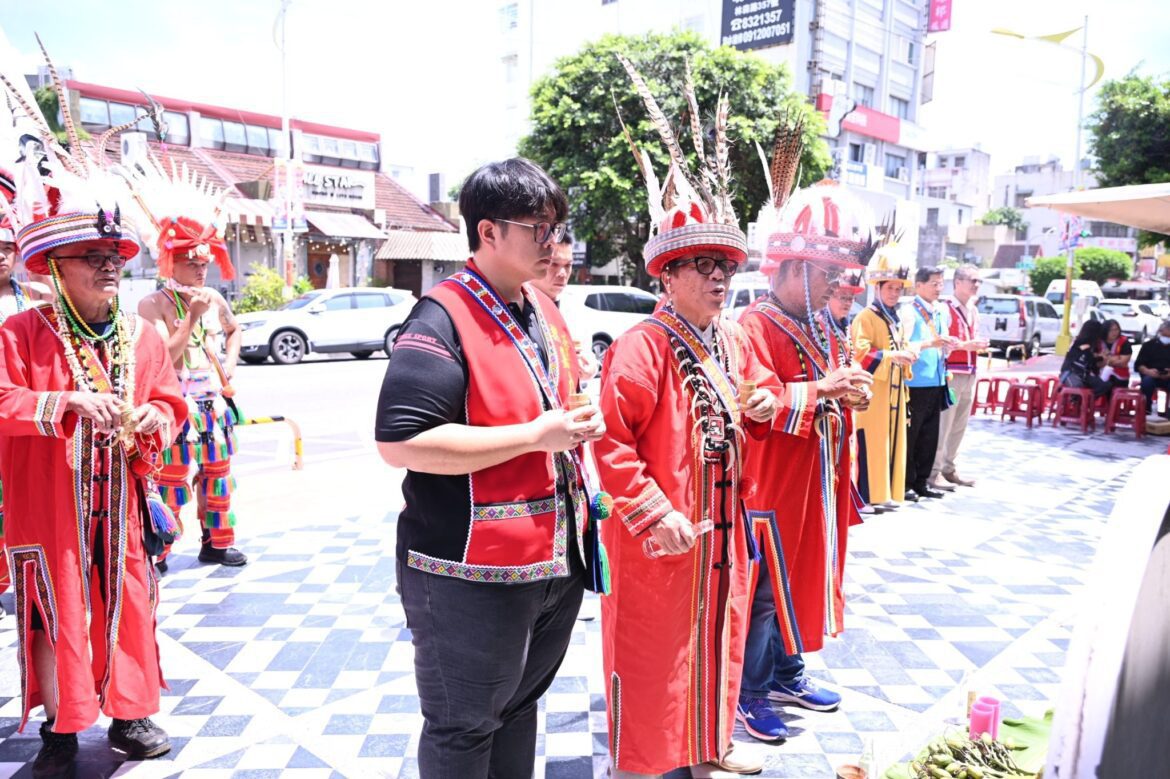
1027,375,1060,413
1002,382,1045,428
1052,386,1096,433
975,376,1013,415
1104,388,1146,438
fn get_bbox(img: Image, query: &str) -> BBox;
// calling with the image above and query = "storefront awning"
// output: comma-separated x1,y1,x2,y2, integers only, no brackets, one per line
223,198,273,227
1027,183,1170,234
375,229,469,261
304,210,387,240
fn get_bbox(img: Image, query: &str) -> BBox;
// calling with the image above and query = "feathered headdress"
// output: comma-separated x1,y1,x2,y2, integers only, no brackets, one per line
754,111,877,274
866,216,913,287
115,153,233,281
615,54,747,278
0,36,154,274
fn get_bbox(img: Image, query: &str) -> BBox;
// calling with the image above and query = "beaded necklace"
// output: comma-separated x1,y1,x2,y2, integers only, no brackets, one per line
0,279,27,325
166,281,209,369
48,261,120,342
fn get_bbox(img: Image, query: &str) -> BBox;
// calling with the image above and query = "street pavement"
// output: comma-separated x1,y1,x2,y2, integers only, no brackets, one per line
0,353,1166,777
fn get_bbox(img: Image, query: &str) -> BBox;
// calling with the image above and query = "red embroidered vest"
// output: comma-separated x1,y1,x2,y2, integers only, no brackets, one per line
406,265,584,583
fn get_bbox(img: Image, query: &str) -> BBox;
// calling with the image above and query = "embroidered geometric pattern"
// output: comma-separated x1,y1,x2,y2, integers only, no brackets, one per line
405,549,568,583
472,496,557,521
752,301,832,378
618,486,670,536
33,391,62,437
779,381,813,437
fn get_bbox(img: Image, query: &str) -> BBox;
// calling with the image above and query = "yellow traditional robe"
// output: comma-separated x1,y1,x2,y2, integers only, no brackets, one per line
851,305,911,504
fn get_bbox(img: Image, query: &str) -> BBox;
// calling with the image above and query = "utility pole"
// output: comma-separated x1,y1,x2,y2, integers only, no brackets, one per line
276,0,295,296
1056,15,1089,356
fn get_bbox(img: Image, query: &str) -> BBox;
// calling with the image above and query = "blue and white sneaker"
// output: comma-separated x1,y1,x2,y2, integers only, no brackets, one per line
767,678,841,712
735,696,788,742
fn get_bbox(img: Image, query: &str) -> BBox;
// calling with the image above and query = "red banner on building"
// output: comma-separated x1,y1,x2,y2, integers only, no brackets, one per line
928,0,952,33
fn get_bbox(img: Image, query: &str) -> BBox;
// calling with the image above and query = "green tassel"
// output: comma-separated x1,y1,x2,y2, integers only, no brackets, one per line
598,541,612,596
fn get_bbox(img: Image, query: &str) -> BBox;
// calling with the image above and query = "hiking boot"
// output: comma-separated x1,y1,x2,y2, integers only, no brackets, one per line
768,677,842,712
735,696,788,742
197,545,248,566
33,721,78,778
107,717,171,759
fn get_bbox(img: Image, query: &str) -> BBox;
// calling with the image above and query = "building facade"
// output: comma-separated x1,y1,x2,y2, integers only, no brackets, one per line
65,80,461,298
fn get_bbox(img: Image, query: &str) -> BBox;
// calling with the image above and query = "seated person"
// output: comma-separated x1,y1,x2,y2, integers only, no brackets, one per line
1060,319,1108,397
1134,318,1170,417
1099,319,1133,394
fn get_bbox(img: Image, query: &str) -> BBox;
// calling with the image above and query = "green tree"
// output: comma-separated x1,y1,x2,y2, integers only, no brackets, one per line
978,206,1027,232
234,264,314,314
1075,246,1132,284
518,31,830,287
1087,70,1170,245
1029,255,1079,296
34,86,90,147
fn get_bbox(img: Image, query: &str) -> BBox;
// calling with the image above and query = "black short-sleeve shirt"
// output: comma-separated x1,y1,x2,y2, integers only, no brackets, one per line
376,295,576,568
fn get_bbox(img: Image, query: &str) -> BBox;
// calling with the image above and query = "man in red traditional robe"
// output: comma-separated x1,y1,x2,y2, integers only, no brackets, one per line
735,182,876,742
0,198,187,771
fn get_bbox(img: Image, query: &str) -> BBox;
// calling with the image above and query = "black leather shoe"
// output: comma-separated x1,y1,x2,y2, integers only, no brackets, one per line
108,717,171,759
903,490,920,503
34,721,78,778
154,558,168,574
198,545,248,566
918,486,946,499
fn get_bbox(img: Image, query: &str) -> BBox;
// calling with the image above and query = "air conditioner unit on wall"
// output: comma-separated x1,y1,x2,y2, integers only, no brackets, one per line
896,167,909,182
120,132,148,167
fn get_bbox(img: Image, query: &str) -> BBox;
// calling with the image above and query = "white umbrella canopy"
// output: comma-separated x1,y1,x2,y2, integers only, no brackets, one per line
1027,182,1170,234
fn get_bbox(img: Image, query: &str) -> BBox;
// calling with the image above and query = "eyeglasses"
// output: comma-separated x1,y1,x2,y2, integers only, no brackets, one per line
672,256,740,277
51,252,128,270
805,261,843,283
493,218,568,244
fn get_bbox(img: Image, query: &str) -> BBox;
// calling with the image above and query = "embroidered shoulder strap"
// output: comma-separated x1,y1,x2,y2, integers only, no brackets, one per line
753,298,831,378
646,308,739,416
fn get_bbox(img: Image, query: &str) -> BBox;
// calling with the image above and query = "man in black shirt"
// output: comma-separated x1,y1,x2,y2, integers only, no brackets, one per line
374,158,605,779
1135,318,1170,416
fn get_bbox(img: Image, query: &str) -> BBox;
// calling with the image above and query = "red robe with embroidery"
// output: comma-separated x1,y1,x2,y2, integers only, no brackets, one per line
0,308,187,733
741,301,858,656
595,311,789,774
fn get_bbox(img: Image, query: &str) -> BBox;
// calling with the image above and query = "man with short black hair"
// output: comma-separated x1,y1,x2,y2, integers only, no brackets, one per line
375,158,605,778
530,233,573,302
903,266,957,500
1134,318,1170,417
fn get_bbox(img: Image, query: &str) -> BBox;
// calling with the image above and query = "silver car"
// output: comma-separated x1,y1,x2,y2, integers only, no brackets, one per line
977,294,1062,356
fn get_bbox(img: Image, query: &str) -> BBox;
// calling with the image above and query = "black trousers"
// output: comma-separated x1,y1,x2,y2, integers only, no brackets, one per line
397,559,584,779
907,386,948,491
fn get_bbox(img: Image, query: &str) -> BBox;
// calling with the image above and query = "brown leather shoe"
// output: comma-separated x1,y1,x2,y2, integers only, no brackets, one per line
943,471,975,487
707,743,764,775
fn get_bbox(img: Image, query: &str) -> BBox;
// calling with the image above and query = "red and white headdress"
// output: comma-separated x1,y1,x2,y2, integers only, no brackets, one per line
116,155,233,281
616,55,747,278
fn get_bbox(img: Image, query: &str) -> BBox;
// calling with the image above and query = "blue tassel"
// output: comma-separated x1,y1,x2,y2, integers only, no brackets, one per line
148,493,180,538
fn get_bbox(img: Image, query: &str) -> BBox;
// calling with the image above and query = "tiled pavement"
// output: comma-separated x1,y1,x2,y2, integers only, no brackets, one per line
0,417,1164,778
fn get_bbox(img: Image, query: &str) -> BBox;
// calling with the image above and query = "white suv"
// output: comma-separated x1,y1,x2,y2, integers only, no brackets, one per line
238,286,417,365
555,285,659,360
722,271,771,321
1096,299,1163,342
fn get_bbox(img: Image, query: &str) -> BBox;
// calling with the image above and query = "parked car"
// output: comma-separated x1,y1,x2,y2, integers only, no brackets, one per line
1096,299,1164,342
556,284,659,360
976,294,1062,356
1045,279,1103,309
721,271,771,321
238,286,417,365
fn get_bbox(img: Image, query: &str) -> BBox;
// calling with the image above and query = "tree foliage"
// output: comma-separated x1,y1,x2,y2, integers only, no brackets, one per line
978,206,1027,231
34,87,90,146
1087,71,1170,245
518,32,830,287
234,264,314,314
1072,246,1132,284
1029,255,1078,296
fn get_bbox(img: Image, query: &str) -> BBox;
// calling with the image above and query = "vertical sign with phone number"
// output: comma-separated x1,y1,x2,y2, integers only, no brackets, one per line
721,0,795,51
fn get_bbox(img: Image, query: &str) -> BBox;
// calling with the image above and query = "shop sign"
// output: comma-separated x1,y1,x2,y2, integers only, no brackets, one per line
720,0,795,51
928,0,952,33
302,164,375,209
815,94,901,144
271,158,308,233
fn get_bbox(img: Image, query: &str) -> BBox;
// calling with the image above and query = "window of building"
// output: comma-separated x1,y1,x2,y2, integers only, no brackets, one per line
502,54,518,84
319,136,340,164
884,153,907,179
926,207,939,226
853,83,875,108
222,121,247,153
890,96,910,120
108,102,137,127
338,139,359,169
268,127,286,157
200,117,225,150
356,141,379,171
499,3,518,31
1013,190,1031,208
958,209,965,224
849,143,863,163
78,97,109,128
163,111,189,144
927,186,947,199
246,124,270,155
954,155,966,168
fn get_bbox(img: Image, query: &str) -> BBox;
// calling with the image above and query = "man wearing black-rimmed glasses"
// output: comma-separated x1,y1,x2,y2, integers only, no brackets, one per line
374,158,605,778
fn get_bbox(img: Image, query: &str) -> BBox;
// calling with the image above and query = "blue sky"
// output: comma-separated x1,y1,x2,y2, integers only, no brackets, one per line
2,0,1167,186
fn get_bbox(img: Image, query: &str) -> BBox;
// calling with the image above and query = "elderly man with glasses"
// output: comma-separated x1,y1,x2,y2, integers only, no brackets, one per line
375,158,605,778
0,174,187,768
733,179,875,744
928,264,988,491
